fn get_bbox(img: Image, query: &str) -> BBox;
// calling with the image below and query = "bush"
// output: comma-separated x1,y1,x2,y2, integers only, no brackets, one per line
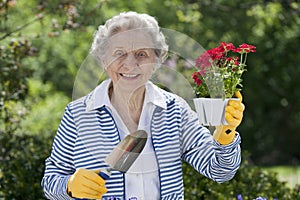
1,135,299,200
0,131,53,200
183,152,300,200
1,129,299,200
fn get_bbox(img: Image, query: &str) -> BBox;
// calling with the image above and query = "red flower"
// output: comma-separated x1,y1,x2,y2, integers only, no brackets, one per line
193,41,256,98
234,60,239,66
234,43,256,53
219,42,235,52
195,52,212,67
192,71,203,86
207,47,224,60
226,57,234,62
226,57,240,66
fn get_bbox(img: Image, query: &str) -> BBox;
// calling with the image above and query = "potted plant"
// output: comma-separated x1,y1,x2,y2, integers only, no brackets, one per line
192,42,256,126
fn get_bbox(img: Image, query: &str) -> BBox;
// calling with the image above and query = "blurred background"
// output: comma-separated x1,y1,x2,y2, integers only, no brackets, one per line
1,0,299,199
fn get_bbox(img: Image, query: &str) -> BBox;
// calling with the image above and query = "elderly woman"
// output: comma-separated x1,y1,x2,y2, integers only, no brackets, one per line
42,11,244,200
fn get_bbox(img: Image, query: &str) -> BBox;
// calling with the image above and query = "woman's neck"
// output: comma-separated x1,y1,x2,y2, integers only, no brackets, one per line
109,84,145,129
110,86,145,108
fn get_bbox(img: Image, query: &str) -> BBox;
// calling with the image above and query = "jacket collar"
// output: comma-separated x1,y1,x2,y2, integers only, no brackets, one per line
85,79,167,112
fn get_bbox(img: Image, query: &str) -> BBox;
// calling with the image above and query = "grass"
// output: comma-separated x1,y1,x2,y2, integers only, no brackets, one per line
262,166,300,188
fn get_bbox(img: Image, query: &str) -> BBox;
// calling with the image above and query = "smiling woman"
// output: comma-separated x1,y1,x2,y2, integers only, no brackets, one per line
105,30,157,94
41,11,244,200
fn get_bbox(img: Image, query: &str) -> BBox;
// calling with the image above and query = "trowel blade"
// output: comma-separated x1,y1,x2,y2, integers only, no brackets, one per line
105,130,147,173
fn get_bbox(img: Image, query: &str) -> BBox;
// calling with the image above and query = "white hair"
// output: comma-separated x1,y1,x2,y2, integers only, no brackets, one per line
90,11,169,66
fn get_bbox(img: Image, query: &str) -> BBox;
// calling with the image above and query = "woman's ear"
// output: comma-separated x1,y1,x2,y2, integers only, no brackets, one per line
101,60,108,71
154,57,162,70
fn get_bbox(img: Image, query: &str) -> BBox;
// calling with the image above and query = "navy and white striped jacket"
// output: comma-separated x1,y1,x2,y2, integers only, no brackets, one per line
41,81,241,200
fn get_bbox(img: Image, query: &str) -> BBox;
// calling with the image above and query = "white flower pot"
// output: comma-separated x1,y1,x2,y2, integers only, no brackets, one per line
193,98,238,126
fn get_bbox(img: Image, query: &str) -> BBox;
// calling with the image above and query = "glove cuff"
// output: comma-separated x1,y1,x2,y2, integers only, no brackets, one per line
213,125,236,145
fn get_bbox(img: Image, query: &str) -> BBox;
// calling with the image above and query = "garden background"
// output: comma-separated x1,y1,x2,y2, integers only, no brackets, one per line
0,0,299,199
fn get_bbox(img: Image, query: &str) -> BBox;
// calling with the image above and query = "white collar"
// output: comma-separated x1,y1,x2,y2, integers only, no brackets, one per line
85,79,167,111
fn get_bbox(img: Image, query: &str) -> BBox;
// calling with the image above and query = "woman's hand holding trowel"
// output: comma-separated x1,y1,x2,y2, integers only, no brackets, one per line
67,130,147,199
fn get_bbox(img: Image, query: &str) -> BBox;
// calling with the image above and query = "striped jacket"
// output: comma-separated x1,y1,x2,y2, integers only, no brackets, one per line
41,82,241,200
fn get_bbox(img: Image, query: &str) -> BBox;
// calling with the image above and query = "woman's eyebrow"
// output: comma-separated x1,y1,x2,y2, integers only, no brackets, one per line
113,46,125,49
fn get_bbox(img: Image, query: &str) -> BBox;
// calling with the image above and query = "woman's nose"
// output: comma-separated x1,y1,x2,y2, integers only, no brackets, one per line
122,53,138,68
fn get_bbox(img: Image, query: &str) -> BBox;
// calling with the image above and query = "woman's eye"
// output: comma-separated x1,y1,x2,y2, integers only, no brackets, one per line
136,51,148,58
114,50,125,57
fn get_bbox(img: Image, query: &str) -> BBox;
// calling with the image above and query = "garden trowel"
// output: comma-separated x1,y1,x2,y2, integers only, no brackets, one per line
99,130,148,179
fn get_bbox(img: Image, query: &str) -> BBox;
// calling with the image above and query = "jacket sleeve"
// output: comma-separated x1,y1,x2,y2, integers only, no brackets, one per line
41,104,77,199
179,98,241,183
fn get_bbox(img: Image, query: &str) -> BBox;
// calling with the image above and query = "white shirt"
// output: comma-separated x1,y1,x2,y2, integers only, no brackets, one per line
92,79,166,200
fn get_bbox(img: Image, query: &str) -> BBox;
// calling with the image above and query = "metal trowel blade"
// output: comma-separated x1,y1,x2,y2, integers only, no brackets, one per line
105,130,147,173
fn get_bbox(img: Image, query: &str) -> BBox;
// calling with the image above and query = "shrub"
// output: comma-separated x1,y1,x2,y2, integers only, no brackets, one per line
183,151,299,200
0,131,53,199
1,133,299,199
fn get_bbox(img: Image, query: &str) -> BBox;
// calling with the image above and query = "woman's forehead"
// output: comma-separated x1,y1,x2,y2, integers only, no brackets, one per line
107,30,154,51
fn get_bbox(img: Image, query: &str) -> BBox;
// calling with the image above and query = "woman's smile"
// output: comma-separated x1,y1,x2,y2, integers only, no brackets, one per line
120,73,140,79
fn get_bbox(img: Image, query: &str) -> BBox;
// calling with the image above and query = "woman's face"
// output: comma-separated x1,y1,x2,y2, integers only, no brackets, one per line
104,30,157,93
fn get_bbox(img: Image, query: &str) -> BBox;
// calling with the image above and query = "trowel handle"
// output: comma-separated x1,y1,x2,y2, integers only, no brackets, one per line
99,168,111,180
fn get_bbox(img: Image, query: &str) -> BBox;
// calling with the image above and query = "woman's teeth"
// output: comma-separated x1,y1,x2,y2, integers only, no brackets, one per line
121,73,138,78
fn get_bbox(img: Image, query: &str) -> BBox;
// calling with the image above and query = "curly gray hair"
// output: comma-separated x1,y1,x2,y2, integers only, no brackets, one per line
90,11,169,66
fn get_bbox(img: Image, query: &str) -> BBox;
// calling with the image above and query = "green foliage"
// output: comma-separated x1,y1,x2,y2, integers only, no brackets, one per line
1,1,41,133
1,144,298,199
263,166,300,188
0,78,68,199
183,152,300,200
0,38,35,112
0,130,53,199
18,79,69,135
240,1,300,164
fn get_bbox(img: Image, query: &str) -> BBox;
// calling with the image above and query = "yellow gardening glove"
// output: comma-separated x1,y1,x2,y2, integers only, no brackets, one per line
213,91,245,145
67,168,107,199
